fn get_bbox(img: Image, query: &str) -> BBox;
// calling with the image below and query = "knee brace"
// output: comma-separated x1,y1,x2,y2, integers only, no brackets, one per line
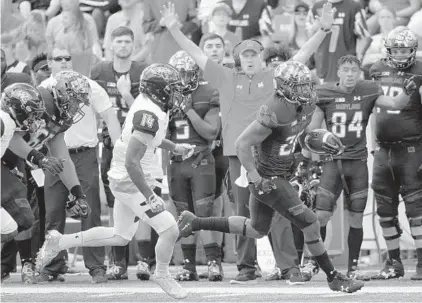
288,204,318,230
195,196,214,217
402,189,422,218
316,210,332,227
408,216,422,244
349,189,368,213
379,216,402,241
375,193,399,218
315,187,337,212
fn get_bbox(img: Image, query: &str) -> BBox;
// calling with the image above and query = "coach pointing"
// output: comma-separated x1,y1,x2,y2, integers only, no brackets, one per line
160,1,335,282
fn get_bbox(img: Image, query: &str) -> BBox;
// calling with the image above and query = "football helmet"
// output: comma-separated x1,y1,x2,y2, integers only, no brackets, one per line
1,83,46,133
304,129,345,156
139,63,183,112
384,27,418,70
169,51,199,94
51,70,91,123
273,61,317,106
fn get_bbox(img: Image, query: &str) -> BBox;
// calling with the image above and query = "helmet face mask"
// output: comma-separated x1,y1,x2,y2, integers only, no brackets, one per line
169,51,199,94
384,28,418,69
1,83,46,133
53,71,91,123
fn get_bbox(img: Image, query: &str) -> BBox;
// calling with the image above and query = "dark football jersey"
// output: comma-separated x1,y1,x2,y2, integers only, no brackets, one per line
91,61,147,123
317,81,381,159
312,0,364,82
370,59,422,143
255,95,315,179
169,80,220,146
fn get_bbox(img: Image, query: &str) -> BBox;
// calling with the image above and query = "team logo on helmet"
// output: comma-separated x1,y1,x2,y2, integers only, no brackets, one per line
384,27,418,69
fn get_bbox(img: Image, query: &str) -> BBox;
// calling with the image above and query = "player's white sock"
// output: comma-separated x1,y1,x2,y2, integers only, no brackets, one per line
154,228,177,278
58,227,119,250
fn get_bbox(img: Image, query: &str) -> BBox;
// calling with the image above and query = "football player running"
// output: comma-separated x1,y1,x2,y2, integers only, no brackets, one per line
178,61,365,293
369,27,422,280
36,64,194,299
0,83,66,283
168,51,222,281
302,54,416,281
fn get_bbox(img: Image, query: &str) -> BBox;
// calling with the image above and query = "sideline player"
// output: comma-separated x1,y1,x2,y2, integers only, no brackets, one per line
36,64,195,299
178,61,364,293
91,26,150,281
302,55,416,281
168,51,222,281
369,27,422,280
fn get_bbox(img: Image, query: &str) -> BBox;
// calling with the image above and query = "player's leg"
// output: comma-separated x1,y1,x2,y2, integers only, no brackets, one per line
399,143,422,280
191,156,223,281
344,160,370,280
1,207,18,248
314,161,343,242
371,145,403,279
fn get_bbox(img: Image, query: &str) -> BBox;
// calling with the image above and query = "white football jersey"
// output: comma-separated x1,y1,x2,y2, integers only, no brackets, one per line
0,110,17,158
108,94,168,187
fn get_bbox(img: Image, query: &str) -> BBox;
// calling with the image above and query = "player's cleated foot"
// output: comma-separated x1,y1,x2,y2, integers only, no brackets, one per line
35,230,63,272
328,271,364,293
136,261,151,281
208,260,223,281
286,272,305,286
371,259,404,280
175,268,198,281
106,264,128,280
347,268,371,281
21,260,37,284
410,263,422,280
177,211,196,240
300,260,319,282
36,273,65,283
153,274,188,299
230,271,257,284
265,266,281,281
91,268,108,284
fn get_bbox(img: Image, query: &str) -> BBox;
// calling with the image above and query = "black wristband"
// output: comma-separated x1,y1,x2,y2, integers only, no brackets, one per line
70,185,85,198
320,27,331,32
27,149,45,166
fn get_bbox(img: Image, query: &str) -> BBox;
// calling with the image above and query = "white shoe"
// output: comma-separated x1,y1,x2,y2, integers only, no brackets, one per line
136,261,150,280
153,274,188,299
35,230,63,272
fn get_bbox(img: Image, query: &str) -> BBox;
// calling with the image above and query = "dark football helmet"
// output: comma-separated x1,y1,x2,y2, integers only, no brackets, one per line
384,27,418,70
169,51,199,94
51,70,91,123
273,61,317,106
139,63,183,112
1,83,46,132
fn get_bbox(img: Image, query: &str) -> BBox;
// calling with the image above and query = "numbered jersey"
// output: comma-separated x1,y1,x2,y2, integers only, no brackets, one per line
108,94,168,183
91,61,147,123
312,0,365,81
370,59,422,142
168,80,219,146
25,86,73,150
317,81,381,159
0,110,16,158
255,95,315,178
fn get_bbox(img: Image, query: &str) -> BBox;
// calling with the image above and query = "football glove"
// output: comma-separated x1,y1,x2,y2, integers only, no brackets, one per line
65,196,91,219
403,76,417,96
38,156,65,175
147,194,165,213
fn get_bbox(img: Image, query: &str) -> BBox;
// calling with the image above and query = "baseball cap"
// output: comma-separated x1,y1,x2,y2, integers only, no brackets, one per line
294,2,310,12
211,2,233,16
235,40,264,56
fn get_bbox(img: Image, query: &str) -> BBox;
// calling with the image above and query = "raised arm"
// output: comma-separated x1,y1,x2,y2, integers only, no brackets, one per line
292,3,335,64
160,2,208,70
300,106,325,158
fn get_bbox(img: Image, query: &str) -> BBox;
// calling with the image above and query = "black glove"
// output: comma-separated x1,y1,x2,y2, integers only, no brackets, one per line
403,76,417,96
38,156,65,175
253,177,276,195
65,196,91,219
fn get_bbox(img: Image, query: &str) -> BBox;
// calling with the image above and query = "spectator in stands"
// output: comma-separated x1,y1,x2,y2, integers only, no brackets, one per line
45,0,102,76
143,0,199,63
362,7,396,74
1,34,31,75
30,52,51,85
367,0,421,35
407,8,422,58
79,0,113,38
207,2,240,65
19,10,48,62
103,0,147,61
1,0,25,35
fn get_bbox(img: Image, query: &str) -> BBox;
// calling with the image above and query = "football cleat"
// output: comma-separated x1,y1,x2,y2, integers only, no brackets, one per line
136,260,151,281
208,260,223,282
300,260,319,282
177,211,196,240
35,230,63,272
265,266,281,281
153,274,188,299
174,268,198,281
328,271,364,293
410,262,422,280
105,264,129,280
371,259,404,280
347,268,371,281
21,260,37,284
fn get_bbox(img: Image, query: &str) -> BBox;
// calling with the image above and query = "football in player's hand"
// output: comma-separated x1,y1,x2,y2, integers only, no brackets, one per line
304,129,345,156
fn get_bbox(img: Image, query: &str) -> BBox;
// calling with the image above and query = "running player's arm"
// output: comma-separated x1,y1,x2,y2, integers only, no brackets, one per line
125,110,158,199
292,3,334,64
300,106,325,158
185,91,221,141
45,132,80,190
374,84,412,110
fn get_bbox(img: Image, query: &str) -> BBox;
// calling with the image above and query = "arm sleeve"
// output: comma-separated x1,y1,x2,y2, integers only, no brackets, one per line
203,59,233,93
132,110,159,136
